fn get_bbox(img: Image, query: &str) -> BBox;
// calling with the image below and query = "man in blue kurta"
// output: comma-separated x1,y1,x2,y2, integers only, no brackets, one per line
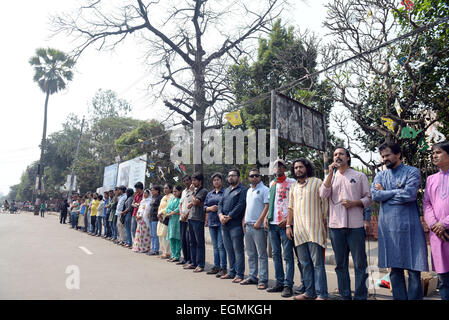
371,142,428,300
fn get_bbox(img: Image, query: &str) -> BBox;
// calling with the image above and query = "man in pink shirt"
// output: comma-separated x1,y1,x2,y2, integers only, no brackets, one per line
423,141,449,300
319,147,372,300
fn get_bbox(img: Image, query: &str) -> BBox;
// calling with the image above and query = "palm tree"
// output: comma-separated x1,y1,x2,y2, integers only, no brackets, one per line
29,48,75,195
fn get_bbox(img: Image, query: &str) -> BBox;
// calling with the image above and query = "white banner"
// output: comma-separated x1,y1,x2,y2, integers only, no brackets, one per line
117,154,147,190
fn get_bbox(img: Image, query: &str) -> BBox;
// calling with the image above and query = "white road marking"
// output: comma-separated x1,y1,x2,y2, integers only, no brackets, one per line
79,246,93,255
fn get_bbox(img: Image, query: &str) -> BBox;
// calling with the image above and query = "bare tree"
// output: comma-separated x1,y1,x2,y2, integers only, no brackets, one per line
52,0,287,172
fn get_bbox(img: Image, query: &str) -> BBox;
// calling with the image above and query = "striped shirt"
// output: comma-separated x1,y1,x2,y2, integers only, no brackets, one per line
288,177,328,247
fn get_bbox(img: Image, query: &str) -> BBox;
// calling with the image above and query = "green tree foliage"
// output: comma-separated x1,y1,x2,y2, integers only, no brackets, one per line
323,0,448,179
228,20,338,178
11,89,172,201
29,48,75,194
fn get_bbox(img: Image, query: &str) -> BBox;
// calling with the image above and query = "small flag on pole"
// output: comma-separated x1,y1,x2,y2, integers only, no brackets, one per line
225,111,243,127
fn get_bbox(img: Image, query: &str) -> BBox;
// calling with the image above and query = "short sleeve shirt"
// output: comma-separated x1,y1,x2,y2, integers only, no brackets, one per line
270,177,296,225
245,181,270,224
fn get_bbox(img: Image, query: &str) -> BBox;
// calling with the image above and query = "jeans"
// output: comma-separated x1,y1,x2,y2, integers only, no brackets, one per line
209,225,227,270
95,216,103,236
188,220,205,268
390,268,423,300
150,221,159,253
268,224,294,287
40,210,45,218
329,227,368,300
125,214,132,246
296,242,328,299
111,216,117,239
132,216,137,240
438,272,449,300
293,244,306,293
104,214,110,236
87,213,92,232
222,222,245,279
71,212,78,228
245,224,268,283
180,220,191,263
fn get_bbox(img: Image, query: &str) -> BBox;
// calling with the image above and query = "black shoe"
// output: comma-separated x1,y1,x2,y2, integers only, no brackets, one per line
176,260,186,265
267,283,284,293
207,266,221,275
215,269,227,278
281,286,293,298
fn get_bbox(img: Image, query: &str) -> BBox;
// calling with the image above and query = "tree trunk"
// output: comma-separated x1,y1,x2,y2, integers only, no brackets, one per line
37,89,50,194
192,65,207,174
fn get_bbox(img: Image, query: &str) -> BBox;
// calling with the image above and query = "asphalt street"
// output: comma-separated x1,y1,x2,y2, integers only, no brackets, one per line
0,210,439,300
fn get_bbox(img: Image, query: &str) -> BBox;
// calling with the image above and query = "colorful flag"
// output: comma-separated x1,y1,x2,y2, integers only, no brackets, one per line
225,111,243,127
381,117,395,132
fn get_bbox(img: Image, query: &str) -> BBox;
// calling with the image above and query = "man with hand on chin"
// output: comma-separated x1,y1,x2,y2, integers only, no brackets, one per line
371,142,428,300
319,147,372,300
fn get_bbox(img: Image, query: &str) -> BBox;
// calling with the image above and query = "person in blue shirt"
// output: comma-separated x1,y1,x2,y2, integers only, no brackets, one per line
204,172,226,277
218,168,248,283
241,168,270,289
372,142,428,300
102,191,110,238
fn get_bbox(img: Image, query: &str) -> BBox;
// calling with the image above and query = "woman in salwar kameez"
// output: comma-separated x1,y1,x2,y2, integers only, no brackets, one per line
166,186,182,262
132,189,152,253
157,184,174,259
77,196,86,230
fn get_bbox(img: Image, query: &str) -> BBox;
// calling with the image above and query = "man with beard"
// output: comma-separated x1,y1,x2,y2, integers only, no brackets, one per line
219,169,247,283
372,142,428,300
287,159,328,300
319,147,372,300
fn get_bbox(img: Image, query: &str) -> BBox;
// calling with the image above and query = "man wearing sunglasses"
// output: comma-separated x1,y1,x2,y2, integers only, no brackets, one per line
241,168,270,289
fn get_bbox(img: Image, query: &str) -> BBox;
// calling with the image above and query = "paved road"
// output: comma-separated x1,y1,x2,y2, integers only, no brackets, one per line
0,211,439,300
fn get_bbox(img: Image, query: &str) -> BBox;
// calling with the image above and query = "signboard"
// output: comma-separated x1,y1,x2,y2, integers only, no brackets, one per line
102,164,118,191
116,154,147,190
271,91,326,151
128,154,147,190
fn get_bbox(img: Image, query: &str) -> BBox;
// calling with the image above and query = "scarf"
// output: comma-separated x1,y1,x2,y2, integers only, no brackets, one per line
268,174,287,222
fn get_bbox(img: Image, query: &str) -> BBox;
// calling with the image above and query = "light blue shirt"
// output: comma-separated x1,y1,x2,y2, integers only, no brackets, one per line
116,193,127,216
245,181,269,224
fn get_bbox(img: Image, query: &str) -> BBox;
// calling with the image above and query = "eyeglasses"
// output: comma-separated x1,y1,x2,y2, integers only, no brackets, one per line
249,174,260,178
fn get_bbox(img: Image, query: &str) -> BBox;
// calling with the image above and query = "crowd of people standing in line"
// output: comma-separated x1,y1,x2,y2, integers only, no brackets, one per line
59,141,449,301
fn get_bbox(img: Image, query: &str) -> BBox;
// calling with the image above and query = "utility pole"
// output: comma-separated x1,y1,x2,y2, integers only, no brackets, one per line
68,116,85,202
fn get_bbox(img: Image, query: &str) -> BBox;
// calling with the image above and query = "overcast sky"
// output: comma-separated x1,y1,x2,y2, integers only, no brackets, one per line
0,0,343,195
